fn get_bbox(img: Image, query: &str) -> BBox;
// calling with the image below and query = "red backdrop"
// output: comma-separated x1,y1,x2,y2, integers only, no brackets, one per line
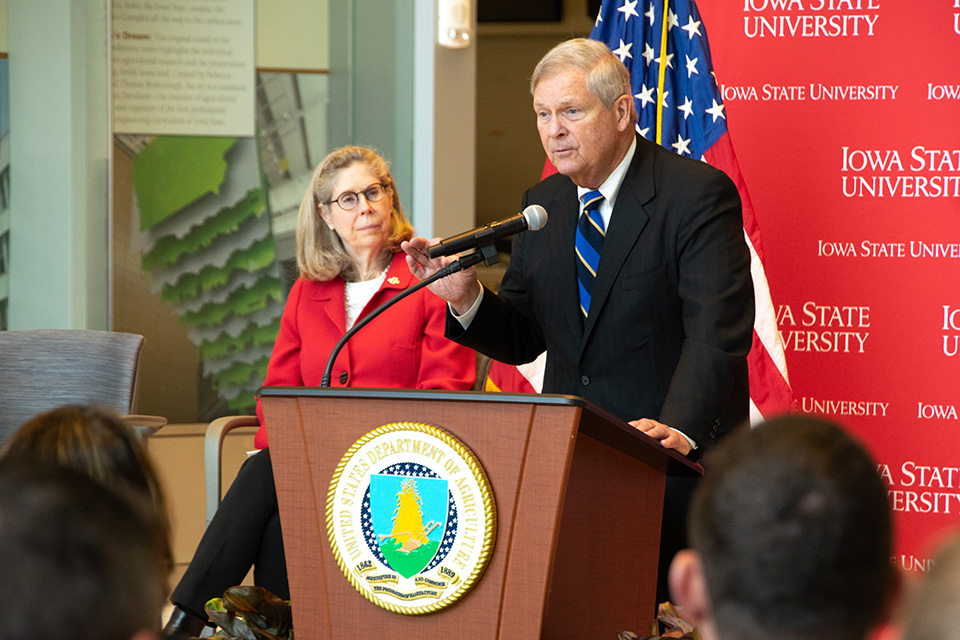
696,0,960,570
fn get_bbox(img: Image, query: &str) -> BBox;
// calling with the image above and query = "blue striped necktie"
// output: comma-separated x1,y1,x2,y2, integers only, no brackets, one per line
576,190,605,317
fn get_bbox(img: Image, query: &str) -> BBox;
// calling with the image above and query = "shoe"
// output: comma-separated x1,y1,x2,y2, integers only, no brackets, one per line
162,605,209,639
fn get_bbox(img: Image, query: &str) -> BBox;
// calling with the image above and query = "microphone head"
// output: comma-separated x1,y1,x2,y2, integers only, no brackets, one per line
522,205,548,231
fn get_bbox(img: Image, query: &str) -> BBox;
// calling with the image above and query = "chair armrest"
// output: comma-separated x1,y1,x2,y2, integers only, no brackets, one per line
121,414,168,439
204,415,261,527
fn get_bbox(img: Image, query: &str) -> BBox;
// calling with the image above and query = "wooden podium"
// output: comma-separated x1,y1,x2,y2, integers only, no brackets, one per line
260,388,700,639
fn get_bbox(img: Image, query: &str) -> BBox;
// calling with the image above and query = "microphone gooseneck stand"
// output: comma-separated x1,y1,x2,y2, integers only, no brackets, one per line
320,241,499,388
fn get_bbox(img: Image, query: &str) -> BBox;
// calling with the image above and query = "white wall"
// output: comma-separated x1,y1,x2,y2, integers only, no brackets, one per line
7,0,109,329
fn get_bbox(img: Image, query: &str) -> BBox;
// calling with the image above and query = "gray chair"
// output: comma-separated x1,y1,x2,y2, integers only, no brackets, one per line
0,329,166,445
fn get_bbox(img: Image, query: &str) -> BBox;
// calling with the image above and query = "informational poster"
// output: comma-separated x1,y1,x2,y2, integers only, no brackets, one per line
111,0,255,136
697,0,960,570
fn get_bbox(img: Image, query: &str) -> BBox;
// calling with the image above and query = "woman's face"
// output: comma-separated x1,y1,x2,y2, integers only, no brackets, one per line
320,162,392,259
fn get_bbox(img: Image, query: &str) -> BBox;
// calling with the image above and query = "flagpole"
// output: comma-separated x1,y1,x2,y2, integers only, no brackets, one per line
655,0,670,144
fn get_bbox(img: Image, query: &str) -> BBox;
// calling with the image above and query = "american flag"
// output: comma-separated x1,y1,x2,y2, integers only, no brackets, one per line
490,0,795,423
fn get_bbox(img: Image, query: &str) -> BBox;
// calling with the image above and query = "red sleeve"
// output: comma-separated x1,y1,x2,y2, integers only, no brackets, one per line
254,278,305,448
415,290,476,391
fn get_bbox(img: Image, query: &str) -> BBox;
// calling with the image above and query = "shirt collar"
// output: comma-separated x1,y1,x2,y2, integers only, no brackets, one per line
577,136,637,208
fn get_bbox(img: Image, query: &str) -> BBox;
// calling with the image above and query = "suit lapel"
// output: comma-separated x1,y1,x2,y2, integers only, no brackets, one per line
544,180,586,347
312,277,346,334
363,253,414,315
581,138,656,347
314,254,413,332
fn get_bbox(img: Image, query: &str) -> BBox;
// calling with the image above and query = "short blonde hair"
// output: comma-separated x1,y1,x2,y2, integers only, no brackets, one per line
296,145,414,281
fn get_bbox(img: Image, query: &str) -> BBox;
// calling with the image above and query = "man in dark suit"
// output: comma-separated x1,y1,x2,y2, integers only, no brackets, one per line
404,37,754,600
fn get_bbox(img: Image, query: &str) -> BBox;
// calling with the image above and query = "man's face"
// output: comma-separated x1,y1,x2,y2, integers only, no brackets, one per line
533,68,631,189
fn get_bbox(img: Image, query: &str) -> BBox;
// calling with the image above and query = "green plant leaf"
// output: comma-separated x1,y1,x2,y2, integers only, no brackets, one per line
205,586,293,639
223,586,293,635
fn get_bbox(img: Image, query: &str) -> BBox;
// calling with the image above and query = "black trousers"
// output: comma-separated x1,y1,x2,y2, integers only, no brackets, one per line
656,475,698,608
171,448,289,619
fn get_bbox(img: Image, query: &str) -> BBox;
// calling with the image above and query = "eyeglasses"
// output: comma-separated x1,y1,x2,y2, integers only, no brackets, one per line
326,183,389,211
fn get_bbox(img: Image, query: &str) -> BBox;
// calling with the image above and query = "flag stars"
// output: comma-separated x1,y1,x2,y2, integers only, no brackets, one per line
595,7,603,27
667,9,679,29
655,52,674,69
678,96,694,120
685,54,699,78
618,0,640,22
613,38,633,62
706,99,726,122
672,134,692,155
635,84,656,109
645,2,656,26
642,43,656,66
681,15,702,39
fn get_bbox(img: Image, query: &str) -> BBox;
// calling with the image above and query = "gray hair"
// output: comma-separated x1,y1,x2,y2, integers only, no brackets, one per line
530,38,635,124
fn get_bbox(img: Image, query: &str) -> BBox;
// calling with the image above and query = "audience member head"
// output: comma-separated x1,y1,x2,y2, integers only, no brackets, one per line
0,459,170,640
669,414,894,640
296,144,414,281
899,531,960,640
1,404,167,517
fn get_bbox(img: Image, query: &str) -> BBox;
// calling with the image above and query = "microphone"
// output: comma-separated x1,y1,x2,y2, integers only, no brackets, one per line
321,210,550,386
426,205,548,259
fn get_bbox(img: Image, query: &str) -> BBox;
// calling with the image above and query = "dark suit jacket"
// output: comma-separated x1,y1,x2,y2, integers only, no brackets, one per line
449,136,754,451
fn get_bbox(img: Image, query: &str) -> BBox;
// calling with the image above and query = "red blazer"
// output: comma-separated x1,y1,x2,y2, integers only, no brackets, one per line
254,253,476,448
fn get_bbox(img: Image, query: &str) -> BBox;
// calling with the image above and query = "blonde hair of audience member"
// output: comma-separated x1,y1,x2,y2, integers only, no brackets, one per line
900,532,960,640
296,145,414,282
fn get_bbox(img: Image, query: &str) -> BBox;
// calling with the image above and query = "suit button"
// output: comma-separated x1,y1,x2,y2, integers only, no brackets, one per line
580,375,590,386
339,371,349,385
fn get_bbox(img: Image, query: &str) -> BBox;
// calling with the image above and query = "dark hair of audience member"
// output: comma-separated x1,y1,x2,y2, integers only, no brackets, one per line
1,404,167,515
689,415,894,640
0,460,170,640
0,405,173,578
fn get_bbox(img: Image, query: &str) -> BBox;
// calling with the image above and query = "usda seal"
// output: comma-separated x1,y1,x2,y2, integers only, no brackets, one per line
326,422,496,614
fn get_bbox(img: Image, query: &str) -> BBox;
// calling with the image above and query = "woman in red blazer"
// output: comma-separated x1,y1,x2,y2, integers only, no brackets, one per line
165,146,475,637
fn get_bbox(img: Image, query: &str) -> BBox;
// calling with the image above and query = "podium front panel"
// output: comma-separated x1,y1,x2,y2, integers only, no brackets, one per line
261,389,671,639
